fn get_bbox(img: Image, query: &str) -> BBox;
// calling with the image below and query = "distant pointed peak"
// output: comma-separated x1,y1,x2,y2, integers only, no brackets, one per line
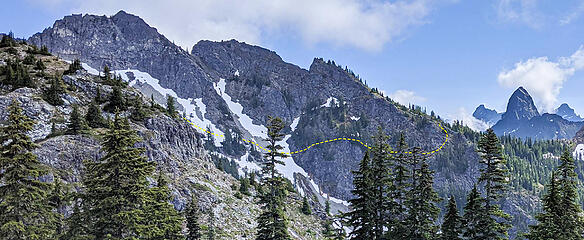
113,10,132,17
514,86,529,96
558,103,571,109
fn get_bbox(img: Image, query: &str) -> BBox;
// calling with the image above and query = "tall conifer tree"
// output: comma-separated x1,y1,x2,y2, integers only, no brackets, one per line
387,133,410,239
186,197,202,240
345,152,375,239
79,114,155,238
441,196,462,240
0,100,58,239
256,116,291,240
405,147,440,240
143,175,184,240
555,149,584,239
461,186,489,240
525,172,562,240
477,128,511,239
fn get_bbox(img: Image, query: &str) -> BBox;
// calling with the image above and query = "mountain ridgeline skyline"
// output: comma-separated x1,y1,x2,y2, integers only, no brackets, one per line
474,86,584,140
2,10,584,239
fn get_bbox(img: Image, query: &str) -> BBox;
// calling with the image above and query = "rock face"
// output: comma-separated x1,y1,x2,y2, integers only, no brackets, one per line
0,43,325,239
492,87,584,139
26,11,553,237
28,12,449,200
556,103,584,122
472,104,502,126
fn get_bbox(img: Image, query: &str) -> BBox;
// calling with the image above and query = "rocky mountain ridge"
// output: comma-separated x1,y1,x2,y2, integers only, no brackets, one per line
556,103,584,122
472,104,501,126
0,42,326,239
487,87,584,140
24,11,572,237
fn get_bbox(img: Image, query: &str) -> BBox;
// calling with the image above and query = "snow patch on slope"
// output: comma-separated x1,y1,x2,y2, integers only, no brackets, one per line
321,97,339,108
111,69,225,146
350,116,360,121
214,78,267,138
574,144,584,161
234,152,261,177
81,63,100,75
290,117,300,132
277,135,308,180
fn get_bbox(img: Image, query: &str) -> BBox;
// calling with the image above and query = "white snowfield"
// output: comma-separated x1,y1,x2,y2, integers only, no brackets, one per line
82,63,349,207
574,144,584,161
110,68,225,146
214,78,267,138
321,96,339,108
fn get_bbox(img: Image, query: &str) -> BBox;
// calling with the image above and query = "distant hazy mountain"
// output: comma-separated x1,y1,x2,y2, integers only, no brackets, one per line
491,87,583,139
472,104,502,126
555,103,584,122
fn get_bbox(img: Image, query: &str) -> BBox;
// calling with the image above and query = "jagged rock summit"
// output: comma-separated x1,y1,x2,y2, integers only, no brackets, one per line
556,103,584,122
492,87,583,139
472,104,501,126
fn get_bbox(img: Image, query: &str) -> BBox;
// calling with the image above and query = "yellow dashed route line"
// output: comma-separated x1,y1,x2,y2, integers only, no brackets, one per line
182,117,448,155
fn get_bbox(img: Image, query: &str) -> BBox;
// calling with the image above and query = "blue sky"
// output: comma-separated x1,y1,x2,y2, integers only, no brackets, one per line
2,0,584,129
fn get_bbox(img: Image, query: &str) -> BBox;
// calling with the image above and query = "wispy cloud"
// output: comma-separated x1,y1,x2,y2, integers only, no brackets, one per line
389,89,426,106
497,45,584,112
495,0,543,29
30,0,437,52
446,107,490,132
560,0,584,25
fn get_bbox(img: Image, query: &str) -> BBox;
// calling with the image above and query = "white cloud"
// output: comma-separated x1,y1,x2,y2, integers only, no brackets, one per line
495,0,543,28
560,0,584,25
497,45,584,112
446,107,490,132
32,0,435,51
389,90,426,106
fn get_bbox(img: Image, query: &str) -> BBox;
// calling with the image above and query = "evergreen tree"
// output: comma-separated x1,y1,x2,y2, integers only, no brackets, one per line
204,126,216,151
0,99,58,239
0,33,16,47
367,128,392,239
102,65,111,81
43,75,65,105
461,186,488,240
525,172,562,240
64,59,83,75
130,96,149,122
48,178,70,237
239,177,251,196
34,59,46,71
555,149,584,239
387,132,411,239
325,200,331,215
208,210,216,240
322,219,335,239
40,45,51,55
104,85,126,112
85,100,105,128
256,116,291,240
345,152,375,239
2,59,35,89
23,54,36,65
301,196,312,215
61,200,91,240
476,128,511,239
441,196,462,240
405,147,441,240
166,95,177,118
186,197,202,240
79,114,156,238
67,104,86,134
143,175,184,240
95,86,104,104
